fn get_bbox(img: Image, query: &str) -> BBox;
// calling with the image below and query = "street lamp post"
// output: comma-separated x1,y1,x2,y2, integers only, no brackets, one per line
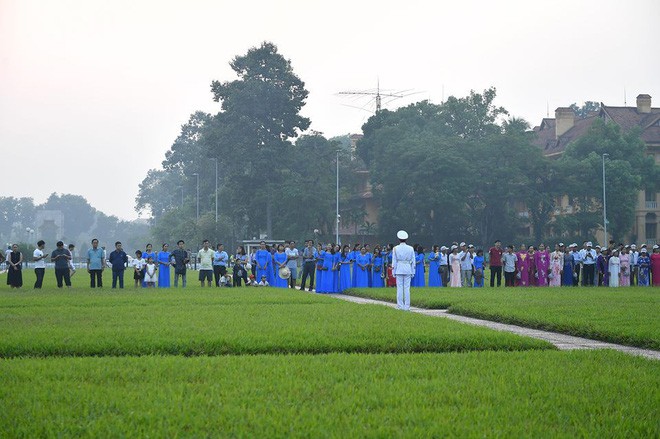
212,158,218,223
602,153,609,245
336,149,340,245
192,173,199,221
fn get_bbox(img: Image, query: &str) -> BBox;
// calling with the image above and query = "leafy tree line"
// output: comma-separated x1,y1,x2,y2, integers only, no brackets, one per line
136,42,658,248
357,93,658,245
0,193,149,253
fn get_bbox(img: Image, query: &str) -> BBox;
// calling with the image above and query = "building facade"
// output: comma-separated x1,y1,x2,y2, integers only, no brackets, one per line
532,94,660,245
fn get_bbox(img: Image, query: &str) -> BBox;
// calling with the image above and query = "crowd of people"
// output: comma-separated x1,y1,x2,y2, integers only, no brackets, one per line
2,237,660,290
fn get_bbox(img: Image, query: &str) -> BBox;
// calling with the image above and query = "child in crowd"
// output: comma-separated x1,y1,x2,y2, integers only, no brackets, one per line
258,275,269,286
144,256,157,288
224,273,233,287
68,244,76,277
132,250,145,288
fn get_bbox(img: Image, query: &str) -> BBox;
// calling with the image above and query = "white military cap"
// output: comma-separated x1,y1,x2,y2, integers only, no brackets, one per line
451,245,458,250
459,242,466,247
396,230,408,240
586,241,593,246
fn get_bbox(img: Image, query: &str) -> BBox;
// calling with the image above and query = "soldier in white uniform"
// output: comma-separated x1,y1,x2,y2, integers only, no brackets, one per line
392,230,415,311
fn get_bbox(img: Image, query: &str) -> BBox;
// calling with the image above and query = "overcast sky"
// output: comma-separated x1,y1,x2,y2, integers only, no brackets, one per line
1,0,658,220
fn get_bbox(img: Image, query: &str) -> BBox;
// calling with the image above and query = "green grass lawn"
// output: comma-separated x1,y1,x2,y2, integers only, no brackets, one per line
347,286,660,349
1,350,658,437
1,270,657,437
0,287,551,357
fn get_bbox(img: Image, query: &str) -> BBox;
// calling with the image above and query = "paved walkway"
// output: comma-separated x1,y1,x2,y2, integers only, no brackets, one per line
324,293,660,361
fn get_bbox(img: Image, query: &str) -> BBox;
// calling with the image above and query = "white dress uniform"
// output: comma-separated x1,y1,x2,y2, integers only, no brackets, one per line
392,231,415,310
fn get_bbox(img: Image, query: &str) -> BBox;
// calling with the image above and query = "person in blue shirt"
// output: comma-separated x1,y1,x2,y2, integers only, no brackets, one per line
371,246,384,288
315,243,325,292
332,244,341,292
157,244,171,288
86,238,105,288
428,245,442,287
337,244,352,293
107,241,128,289
213,243,229,287
473,249,485,287
412,245,426,287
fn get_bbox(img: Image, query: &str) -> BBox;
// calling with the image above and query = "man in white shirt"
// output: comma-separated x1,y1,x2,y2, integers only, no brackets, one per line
285,240,300,289
460,244,475,288
392,230,415,311
580,241,597,286
629,244,639,285
33,240,48,289
197,239,215,287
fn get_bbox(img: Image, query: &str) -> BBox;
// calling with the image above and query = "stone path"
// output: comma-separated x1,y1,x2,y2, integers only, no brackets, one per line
324,293,660,361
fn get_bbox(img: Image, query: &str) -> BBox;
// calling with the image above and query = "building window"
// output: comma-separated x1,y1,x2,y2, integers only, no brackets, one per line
646,191,658,209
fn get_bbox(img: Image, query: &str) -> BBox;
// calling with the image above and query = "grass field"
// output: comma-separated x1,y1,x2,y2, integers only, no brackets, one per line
1,270,658,437
0,288,552,357
348,286,660,349
1,351,658,437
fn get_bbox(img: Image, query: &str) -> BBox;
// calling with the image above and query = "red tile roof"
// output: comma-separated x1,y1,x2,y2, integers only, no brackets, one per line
532,100,660,156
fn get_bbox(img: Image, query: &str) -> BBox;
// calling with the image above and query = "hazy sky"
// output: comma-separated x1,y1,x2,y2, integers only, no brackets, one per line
1,0,658,220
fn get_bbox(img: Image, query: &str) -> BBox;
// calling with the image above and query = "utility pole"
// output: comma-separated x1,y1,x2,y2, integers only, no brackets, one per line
336,149,340,245
192,173,199,221
211,158,218,223
602,153,609,245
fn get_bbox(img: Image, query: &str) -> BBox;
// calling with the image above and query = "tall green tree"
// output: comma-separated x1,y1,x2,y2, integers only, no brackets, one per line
207,42,310,239
559,119,658,241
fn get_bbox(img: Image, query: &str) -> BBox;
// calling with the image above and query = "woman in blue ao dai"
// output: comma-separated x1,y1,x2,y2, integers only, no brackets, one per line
337,245,352,293
315,243,325,293
371,245,384,288
332,244,341,293
157,243,171,288
427,245,442,287
354,247,370,287
412,245,425,287
255,241,273,286
319,243,336,293
272,244,288,288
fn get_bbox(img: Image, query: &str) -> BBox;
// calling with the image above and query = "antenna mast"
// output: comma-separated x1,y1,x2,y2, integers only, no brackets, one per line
337,79,416,114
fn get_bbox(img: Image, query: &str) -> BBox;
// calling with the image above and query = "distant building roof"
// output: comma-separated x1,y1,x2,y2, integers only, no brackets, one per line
532,95,660,156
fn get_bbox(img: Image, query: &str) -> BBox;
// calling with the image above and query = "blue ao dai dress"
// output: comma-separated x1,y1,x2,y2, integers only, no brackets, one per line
412,253,425,287
272,251,288,288
319,251,336,293
255,249,273,285
157,251,171,288
428,252,442,287
354,253,370,287
371,254,384,287
338,253,352,292
315,250,325,292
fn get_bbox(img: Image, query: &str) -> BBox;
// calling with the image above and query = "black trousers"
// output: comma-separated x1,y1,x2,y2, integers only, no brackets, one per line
440,265,449,287
233,266,248,286
34,268,45,288
213,265,227,286
573,264,581,286
582,264,595,286
300,262,315,290
504,271,516,287
90,269,103,288
490,266,502,287
55,268,71,287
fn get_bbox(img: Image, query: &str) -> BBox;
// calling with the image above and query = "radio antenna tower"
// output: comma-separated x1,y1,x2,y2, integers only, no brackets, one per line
338,78,417,114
